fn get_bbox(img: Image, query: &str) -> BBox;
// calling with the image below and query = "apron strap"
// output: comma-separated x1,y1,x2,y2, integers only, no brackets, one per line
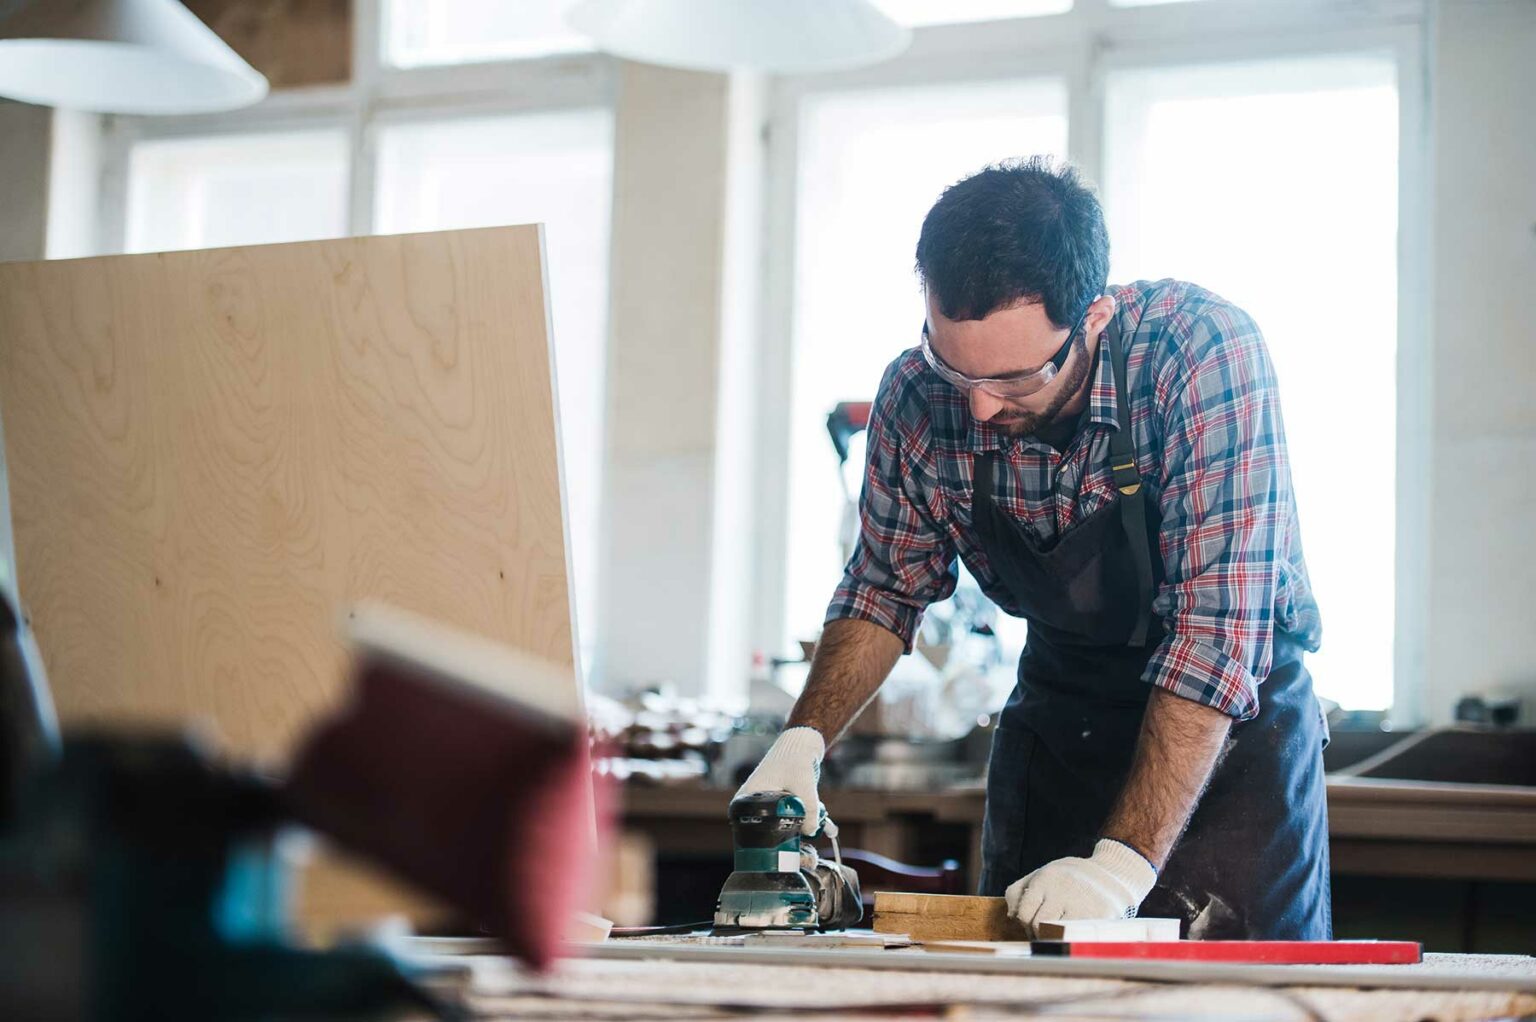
1106,328,1155,647
974,448,996,519
973,448,1002,561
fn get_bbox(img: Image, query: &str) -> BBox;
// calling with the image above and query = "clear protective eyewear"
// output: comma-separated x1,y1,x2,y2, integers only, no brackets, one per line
920,301,1094,401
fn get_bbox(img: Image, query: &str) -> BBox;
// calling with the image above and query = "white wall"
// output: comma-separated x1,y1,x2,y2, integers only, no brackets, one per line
704,73,767,706
592,63,764,700
1423,0,1536,723
45,109,103,260
0,100,50,262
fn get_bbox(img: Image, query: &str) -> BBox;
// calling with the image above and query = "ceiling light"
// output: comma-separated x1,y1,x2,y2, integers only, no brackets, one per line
0,0,268,115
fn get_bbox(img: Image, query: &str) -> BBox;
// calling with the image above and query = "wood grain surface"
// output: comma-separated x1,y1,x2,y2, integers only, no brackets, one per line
187,0,351,88
0,225,576,764
873,892,1028,942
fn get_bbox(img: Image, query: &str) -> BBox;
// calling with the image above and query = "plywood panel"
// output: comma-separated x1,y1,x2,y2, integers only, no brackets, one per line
0,226,576,765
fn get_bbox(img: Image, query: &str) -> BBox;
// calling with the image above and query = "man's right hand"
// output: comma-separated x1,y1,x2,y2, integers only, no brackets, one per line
734,726,827,837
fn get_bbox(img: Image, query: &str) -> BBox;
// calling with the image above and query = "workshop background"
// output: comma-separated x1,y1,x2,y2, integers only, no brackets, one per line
1,0,1533,955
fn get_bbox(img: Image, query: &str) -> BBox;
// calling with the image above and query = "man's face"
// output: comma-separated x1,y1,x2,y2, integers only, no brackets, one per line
923,292,1092,438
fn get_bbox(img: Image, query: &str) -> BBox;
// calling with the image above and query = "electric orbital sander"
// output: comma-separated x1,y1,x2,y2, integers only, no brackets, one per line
713,790,863,931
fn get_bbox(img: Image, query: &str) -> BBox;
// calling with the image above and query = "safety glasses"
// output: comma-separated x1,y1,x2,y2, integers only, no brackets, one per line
920,302,1093,401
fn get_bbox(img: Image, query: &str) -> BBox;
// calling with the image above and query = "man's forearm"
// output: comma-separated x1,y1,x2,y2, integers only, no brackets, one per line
1101,687,1234,870
785,617,905,745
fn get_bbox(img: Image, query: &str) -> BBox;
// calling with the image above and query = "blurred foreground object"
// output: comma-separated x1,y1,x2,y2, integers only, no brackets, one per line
0,597,602,1019
0,0,268,114
288,603,601,969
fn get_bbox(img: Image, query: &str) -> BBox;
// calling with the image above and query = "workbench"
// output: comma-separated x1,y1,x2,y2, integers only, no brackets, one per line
435,942,1536,1021
620,780,1536,949
622,777,1536,883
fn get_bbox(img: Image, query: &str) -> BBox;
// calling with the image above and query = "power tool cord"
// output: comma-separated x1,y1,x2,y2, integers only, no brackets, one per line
609,921,716,937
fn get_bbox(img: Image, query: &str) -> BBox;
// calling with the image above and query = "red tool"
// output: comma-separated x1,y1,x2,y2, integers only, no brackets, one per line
1029,940,1422,964
286,604,605,970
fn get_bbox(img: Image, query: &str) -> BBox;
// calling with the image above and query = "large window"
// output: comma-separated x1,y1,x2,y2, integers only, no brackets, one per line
782,78,1069,656
126,130,349,254
373,109,615,668
1102,54,1400,710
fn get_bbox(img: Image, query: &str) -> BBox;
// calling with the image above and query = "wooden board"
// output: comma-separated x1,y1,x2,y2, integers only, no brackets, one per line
187,0,351,88
873,892,1028,942
0,226,576,929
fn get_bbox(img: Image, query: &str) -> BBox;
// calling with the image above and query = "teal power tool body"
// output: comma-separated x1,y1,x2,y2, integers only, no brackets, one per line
713,790,862,931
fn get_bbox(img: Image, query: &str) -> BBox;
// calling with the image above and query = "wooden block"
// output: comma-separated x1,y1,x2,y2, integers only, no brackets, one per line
872,892,1027,942
1035,918,1181,942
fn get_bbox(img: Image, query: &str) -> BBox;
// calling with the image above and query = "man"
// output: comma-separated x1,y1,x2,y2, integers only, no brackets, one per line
738,156,1330,939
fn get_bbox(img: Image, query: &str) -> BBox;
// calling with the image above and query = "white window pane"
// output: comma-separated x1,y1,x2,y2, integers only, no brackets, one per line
1103,55,1398,711
126,131,348,254
375,110,613,676
385,0,592,66
873,0,1071,24
785,79,1068,657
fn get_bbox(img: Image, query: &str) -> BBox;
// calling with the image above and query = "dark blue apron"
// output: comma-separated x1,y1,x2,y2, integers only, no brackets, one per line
974,325,1332,940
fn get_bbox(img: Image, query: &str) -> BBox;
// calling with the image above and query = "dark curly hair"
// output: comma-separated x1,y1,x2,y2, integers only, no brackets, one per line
915,156,1110,329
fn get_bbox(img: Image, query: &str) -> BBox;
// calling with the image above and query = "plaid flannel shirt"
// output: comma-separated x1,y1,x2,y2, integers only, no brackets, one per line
827,279,1322,721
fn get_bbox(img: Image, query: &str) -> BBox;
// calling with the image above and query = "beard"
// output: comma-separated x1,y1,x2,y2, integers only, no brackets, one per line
991,335,1092,438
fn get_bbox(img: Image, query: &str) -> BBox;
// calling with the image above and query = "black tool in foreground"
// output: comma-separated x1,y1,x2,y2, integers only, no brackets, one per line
0,593,598,1021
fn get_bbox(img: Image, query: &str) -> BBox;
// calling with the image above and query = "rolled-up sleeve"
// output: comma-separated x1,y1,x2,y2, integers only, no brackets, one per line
1144,309,1293,721
825,357,956,651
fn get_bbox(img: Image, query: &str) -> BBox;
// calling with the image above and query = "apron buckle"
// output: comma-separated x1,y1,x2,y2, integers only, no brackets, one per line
1112,459,1142,496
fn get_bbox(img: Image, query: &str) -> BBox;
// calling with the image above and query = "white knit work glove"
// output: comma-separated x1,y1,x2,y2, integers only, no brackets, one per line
1005,839,1157,936
734,726,831,838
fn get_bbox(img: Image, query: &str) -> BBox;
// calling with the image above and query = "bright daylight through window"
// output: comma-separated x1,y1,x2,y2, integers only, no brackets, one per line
384,0,592,66
1103,54,1399,711
126,130,349,254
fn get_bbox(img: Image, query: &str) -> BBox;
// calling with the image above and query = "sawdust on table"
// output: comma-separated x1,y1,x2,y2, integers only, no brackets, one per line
460,955,1536,1021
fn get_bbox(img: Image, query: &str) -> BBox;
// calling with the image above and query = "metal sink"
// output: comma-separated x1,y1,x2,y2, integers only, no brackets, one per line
1330,726,1536,788
1322,728,1409,773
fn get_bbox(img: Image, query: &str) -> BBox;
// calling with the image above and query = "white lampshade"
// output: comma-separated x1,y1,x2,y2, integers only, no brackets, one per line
567,0,911,74
0,0,268,114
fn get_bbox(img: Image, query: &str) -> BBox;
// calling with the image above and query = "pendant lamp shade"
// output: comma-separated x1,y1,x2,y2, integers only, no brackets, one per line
0,0,268,114
567,0,911,74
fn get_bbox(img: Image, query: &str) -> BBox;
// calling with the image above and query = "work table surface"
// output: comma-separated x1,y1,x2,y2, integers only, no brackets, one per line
454,947,1536,1021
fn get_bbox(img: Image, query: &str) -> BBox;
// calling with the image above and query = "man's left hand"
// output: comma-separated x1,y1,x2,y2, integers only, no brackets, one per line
1005,839,1157,935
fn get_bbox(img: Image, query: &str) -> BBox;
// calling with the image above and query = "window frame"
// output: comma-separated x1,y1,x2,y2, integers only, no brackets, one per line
97,1,615,253
752,0,1432,721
